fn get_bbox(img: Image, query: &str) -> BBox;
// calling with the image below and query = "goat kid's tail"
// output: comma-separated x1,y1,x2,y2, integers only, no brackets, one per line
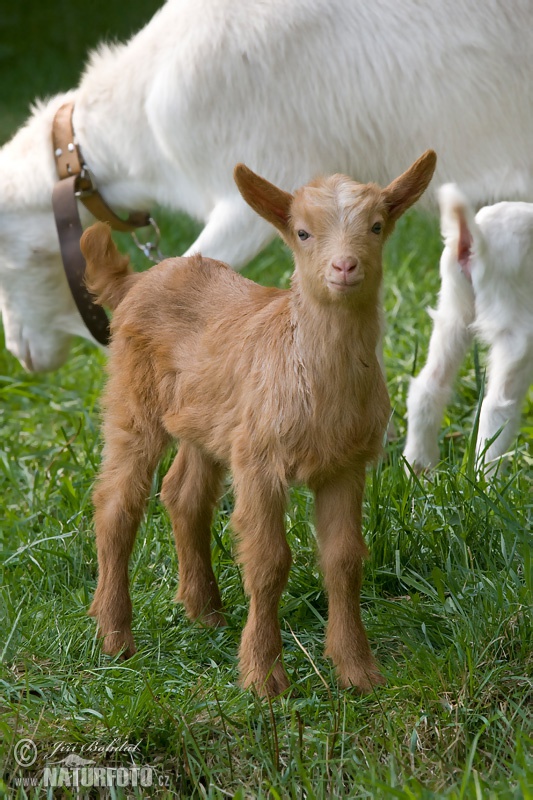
80,221,140,311
438,183,483,278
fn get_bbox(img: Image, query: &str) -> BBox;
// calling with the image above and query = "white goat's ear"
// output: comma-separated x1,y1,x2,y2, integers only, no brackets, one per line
234,164,293,236
382,150,437,223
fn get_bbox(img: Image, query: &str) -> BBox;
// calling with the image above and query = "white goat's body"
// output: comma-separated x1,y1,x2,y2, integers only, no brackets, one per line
404,185,533,471
1,0,533,370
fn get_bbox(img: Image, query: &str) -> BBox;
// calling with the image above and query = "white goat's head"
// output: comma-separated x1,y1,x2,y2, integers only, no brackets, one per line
0,211,89,372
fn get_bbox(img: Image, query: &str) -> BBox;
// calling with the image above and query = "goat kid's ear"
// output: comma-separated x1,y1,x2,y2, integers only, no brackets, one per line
234,164,294,236
382,150,437,224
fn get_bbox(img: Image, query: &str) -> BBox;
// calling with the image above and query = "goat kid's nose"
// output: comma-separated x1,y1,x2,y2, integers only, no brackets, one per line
331,257,358,276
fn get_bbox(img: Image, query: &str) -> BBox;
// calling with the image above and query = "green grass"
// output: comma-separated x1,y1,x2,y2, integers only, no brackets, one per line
1,4,532,797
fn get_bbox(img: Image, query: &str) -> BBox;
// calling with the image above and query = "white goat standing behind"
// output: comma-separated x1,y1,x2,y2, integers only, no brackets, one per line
404,184,533,472
0,0,533,372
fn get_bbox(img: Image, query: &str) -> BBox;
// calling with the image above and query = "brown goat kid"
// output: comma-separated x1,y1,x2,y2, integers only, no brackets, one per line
81,151,436,696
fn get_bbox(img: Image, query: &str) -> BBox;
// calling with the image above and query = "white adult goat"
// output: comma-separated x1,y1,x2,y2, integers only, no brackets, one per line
1,0,533,371
404,185,533,472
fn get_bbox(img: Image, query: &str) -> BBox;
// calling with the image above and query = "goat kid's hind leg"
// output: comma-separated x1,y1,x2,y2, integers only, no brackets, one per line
89,423,168,658
231,458,292,697
160,442,225,627
404,262,475,472
477,335,533,470
314,467,384,693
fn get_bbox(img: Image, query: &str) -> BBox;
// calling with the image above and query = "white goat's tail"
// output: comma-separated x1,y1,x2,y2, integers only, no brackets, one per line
438,183,481,272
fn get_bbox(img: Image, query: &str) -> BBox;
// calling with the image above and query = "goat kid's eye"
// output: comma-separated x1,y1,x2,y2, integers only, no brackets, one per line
297,229,311,241
371,222,382,235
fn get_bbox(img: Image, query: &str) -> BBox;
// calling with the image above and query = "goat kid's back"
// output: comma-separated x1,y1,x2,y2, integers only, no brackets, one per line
83,152,436,697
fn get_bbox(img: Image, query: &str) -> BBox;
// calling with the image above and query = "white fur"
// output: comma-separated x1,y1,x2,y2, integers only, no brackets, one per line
1,0,533,370
404,184,533,472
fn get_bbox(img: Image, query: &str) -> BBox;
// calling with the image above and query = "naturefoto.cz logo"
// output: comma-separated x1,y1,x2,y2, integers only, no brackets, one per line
12,739,171,790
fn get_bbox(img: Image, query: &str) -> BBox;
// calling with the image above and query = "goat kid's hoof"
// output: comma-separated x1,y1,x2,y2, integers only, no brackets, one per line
198,609,226,628
337,662,386,694
180,603,226,628
240,662,290,698
176,588,225,628
99,631,136,660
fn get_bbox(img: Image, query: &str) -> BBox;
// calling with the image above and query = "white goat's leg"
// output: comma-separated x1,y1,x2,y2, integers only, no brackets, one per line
183,196,275,270
476,335,533,470
404,262,475,471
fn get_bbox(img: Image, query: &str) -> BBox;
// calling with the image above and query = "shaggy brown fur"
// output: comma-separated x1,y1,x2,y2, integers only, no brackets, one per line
81,151,436,696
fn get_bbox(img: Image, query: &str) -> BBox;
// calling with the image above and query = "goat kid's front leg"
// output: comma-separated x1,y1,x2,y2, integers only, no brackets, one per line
476,335,533,470
314,468,384,693
89,424,168,658
160,442,225,626
404,264,475,471
231,456,291,697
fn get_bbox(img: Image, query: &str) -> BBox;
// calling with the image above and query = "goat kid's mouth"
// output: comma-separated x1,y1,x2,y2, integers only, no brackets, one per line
325,273,365,294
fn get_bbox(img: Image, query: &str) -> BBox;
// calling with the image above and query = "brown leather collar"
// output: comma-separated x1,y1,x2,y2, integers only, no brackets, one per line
51,102,151,345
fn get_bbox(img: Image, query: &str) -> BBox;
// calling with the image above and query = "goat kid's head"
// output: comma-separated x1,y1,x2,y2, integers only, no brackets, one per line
234,151,436,305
